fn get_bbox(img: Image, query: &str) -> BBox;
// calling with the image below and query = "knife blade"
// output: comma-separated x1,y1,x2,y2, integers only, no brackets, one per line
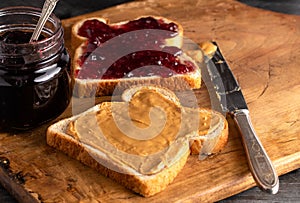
203,42,279,194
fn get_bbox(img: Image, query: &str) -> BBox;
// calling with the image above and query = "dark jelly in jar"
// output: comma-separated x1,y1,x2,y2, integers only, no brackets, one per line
0,7,72,130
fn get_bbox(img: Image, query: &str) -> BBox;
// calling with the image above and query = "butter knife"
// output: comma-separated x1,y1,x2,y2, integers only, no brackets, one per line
203,42,279,194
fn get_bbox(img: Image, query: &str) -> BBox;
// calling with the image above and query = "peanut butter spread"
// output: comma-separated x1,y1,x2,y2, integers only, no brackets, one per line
69,89,223,175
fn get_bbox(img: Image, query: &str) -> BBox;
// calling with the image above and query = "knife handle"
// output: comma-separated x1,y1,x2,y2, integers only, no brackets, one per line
233,109,279,194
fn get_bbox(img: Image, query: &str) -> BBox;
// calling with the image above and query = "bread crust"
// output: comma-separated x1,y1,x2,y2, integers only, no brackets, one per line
190,116,228,155
73,69,201,98
47,128,190,197
71,16,201,98
71,17,108,51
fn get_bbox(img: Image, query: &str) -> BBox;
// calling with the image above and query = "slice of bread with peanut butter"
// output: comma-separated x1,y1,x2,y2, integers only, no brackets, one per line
46,86,228,197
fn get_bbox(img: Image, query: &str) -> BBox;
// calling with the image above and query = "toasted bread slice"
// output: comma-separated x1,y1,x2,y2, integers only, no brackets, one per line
71,16,202,98
47,86,228,197
47,102,191,197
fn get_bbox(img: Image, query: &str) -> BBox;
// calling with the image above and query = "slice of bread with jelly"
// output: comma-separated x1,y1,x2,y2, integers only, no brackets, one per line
71,16,202,98
46,86,228,197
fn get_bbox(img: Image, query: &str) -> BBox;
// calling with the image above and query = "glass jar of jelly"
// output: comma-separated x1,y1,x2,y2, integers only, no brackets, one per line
0,7,72,130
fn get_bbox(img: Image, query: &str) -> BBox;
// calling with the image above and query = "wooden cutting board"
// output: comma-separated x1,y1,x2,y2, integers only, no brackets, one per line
1,0,300,202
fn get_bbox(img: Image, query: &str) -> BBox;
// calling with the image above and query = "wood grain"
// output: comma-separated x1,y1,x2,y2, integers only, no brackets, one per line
1,0,300,202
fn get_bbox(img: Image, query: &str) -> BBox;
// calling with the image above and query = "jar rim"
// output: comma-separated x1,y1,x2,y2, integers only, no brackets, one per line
0,6,65,68
0,6,61,47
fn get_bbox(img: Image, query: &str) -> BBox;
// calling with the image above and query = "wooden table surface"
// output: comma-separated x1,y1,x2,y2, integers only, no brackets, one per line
1,0,300,202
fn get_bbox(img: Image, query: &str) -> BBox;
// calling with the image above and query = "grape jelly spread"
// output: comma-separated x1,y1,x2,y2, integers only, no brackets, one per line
75,17,196,79
0,7,71,129
0,30,46,43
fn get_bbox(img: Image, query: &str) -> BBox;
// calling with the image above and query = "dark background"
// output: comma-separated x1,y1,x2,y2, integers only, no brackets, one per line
2,0,300,18
0,0,133,19
0,0,300,202
239,0,300,15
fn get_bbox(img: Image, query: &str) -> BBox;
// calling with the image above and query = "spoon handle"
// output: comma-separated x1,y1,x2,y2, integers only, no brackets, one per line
30,0,59,42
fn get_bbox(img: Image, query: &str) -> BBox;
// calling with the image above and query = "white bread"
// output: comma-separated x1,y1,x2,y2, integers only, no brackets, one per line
46,86,228,197
71,16,203,98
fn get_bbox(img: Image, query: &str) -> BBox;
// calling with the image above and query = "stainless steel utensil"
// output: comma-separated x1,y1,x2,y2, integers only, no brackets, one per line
203,42,279,194
30,0,59,42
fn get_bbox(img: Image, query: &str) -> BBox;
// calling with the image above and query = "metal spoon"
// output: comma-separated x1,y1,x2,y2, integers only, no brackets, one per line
30,0,59,42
